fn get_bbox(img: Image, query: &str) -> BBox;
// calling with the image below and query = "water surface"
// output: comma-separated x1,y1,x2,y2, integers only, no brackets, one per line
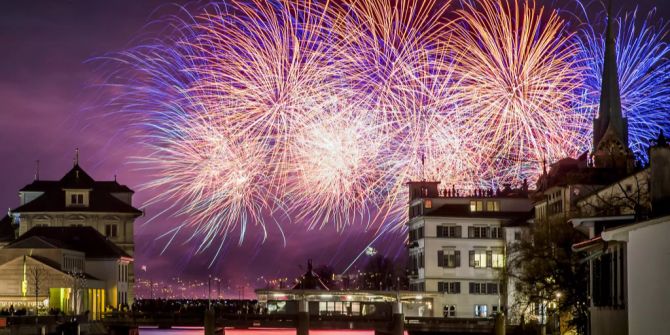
140,327,377,335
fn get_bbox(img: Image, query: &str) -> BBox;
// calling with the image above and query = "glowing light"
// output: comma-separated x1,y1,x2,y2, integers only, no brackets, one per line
101,0,670,261
447,0,590,184
576,8,670,161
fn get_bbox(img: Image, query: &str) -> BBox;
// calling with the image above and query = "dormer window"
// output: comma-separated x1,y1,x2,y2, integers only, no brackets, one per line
71,193,84,205
66,190,89,207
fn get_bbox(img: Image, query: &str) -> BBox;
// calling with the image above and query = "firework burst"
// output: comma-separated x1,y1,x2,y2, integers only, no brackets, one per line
99,0,670,261
448,0,590,185
576,7,670,160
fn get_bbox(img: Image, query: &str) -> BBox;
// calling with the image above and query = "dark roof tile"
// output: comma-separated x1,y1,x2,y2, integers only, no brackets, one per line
8,226,131,259
13,164,141,215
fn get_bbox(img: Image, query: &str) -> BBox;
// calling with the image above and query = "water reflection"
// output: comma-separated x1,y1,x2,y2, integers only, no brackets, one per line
140,327,375,335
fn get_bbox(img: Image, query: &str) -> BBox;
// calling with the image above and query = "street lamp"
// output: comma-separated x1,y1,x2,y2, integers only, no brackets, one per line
214,277,222,299
142,265,153,300
208,275,212,310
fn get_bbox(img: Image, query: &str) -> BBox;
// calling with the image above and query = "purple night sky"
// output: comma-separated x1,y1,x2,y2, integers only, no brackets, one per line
1,0,669,297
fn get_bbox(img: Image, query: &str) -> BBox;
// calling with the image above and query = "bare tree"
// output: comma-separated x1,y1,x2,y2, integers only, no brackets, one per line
577,170,650,220
67,270,87,315
507,218,588,334
27,264,49,316
358,255,407,291
27,263,50,335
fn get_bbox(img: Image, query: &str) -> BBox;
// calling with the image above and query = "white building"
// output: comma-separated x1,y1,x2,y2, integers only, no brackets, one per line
406,181,532,319
0,226,133,319
0,157,142,310
601,215,670,335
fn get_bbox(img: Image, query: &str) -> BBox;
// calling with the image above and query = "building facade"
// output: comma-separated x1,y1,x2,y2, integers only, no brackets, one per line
406,181,532,318
0,158,141,313
0,227,132,319
12,163,140,257
544,6,670,334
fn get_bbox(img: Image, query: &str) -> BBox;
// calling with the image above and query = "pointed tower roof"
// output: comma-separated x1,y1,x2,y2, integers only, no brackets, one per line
60,164,95,189
593,1,628,150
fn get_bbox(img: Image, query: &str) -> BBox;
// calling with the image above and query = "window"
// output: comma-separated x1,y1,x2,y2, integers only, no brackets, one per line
469,226,489,239
437,249,461,268
470,282,499,295
409,226,424,242
443,305,456,317
410,250,424,274
69,193,85,206
492,250,504,268
514,231,522,241
469,201,484,212
486,282,499,295
469,249,487,268
424,199,432,209
410,282,426,292
486,201,500,212
105,224,118,238
437,225,461,238
474,304,488,317
490,227,503,239
71,194,84,204
419,251,424,268
438,282,461,294
469,282,483,294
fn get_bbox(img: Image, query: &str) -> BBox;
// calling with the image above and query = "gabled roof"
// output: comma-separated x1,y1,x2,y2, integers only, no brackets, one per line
60,164,95,189
13,187,141,215
0,255,101,281
19,180,59,192
6,235,65,249
13,164,141,215
7,226,131,259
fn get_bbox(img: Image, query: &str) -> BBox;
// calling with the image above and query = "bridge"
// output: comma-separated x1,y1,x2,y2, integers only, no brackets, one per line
102,311,499,335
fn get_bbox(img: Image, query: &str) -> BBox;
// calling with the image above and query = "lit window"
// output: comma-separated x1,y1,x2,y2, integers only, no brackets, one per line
474,304,488,317
492,251,504,268
486,201,500,212
424,199,432,209
438,249,461,268
443,304,456,317
470,249,487,268
470,200,484,212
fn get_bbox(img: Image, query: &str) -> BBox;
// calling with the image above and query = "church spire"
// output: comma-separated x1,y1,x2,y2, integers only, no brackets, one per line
593,1,627,151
